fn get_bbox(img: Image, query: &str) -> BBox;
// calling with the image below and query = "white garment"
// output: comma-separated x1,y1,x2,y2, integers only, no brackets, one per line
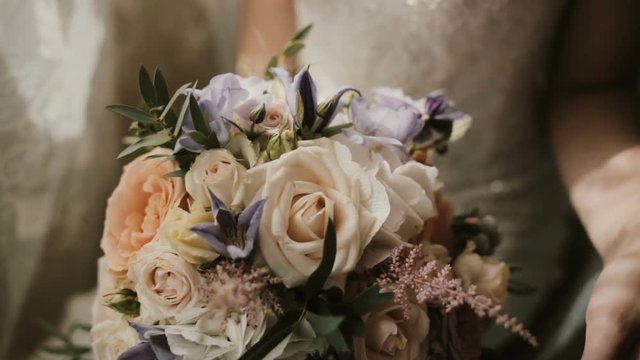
296,0,570,346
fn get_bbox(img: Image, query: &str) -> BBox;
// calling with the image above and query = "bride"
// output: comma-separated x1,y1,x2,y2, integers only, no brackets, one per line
235,1,640,359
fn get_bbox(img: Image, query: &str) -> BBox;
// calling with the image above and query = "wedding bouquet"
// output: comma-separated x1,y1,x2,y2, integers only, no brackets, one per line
91,28,536,360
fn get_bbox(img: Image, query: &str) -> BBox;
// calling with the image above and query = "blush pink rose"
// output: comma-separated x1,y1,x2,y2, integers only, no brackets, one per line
101,148,186,278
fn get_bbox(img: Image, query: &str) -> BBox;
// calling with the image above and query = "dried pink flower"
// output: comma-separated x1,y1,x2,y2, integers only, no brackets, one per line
199,260,282,327
377,245,538,347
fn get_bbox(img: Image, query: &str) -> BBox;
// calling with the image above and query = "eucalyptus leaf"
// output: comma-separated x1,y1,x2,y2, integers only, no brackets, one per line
325,329,350,353
161,81,192,121
107,104,155,125
292,24,313,42
283,41,305,58
174,82,198,137
340,285,392,316
188,131,208,145
189,95,210,135
139,65,157,106
305,312,344,336
117,129,172,159
305,219,337,298
339,317,366,338
238,310,303,360
154,68,170,105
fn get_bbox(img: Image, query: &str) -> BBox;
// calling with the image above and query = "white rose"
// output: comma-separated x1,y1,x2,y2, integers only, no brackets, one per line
185,149,246,207
128,241,204,321
158,207,218,264
165,311,270,360
360,159,440,267
91,317,140,360
242,138,390,287
454,242,510,303
91,257,141,360
354,302,429,360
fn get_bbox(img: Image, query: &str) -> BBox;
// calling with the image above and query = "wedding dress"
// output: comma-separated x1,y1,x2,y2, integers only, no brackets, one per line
296,0,596,355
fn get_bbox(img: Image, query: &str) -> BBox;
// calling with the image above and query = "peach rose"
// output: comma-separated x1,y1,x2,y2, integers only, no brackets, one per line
101,148,185,278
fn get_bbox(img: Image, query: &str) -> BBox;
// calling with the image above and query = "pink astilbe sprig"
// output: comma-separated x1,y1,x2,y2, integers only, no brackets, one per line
377,245,538,347
199,260,282,327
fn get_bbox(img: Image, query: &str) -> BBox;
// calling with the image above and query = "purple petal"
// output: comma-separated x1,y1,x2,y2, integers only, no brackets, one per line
349,97,424,144
128,322,159,341
206,189,236,232
118,342,156,360
174,131,204,154
148,332,176,360
372,87,421,113
292,66,318,128
237,199,266,228
423,90,449,116
190,223,231,258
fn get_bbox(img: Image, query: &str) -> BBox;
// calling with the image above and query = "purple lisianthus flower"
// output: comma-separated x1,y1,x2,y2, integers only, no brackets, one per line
118,323,176,360
175,74,257,153
190,189,266,260
349,96,424,144
416,90,472,147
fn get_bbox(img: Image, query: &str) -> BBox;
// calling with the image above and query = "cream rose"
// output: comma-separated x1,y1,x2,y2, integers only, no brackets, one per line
101,148,185,278
241,138,389,287
361,159,441,267
91,317,140,360
185,149,246,207
354,302,429,360
128,241,204,321
158,207,218,264
454,242,510,303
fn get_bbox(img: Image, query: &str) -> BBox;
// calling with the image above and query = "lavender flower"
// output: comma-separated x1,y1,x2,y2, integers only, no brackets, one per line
190,189,266,260
118,323,176,360
270,66,357,134
175,74,252,153
371,87,472,151
349,96,424,144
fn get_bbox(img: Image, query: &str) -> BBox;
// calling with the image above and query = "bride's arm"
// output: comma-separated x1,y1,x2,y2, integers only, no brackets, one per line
549,0,640,358
236,0,295,77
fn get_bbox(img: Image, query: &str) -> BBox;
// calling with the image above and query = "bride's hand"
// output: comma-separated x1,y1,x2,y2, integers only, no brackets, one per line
570,148,640,360
583,246,640,360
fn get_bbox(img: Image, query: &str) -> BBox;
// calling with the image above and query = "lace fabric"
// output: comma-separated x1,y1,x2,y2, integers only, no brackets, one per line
296,0,570,345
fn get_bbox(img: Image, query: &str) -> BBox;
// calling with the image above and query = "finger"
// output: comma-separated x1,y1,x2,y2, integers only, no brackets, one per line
582,313,626,360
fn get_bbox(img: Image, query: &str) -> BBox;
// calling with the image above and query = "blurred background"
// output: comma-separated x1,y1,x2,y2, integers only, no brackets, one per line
0,0,240,358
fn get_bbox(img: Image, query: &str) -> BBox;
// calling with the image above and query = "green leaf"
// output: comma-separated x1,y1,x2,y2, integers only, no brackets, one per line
107,104,155,125
206,130,220,149
326,328,350,353
139,65,157,106
117,129,172,159
174,81,198,137
320,123,353,138
340,285,393,316
189,95,210,135
340,317,367,338
188,130,208,145
163,169,187,178
292,24,313,42
238,310,303,360
154,68,170,105
305,312,345,336
264,55,279,79
283,41,305,58
160,81,192,121
305,219,337,298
